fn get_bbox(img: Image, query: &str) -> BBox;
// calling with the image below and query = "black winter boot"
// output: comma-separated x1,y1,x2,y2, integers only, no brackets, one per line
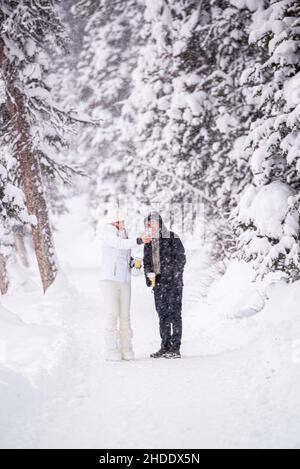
150,348,168,358
164,351,181,359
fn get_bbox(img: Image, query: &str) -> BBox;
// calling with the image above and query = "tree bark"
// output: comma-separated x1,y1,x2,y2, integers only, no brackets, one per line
0,254,9,295
0,39,58,292
12,105,58,292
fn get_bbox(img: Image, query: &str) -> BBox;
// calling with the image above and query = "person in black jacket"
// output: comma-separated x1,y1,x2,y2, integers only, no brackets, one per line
143,212,186,359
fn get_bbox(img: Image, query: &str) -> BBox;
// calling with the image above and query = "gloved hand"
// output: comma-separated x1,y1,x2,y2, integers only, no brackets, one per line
130,257,142,270
146,276,152,287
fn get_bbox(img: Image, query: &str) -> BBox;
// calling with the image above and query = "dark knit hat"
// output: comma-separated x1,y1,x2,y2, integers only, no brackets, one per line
144,211,163,226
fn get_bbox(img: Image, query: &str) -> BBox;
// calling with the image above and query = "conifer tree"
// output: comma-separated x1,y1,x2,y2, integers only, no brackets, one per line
236,0,300,279
0,0,77,291
76,0,144,210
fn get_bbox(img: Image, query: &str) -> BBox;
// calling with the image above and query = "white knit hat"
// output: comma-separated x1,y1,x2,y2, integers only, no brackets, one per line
105,208,126,224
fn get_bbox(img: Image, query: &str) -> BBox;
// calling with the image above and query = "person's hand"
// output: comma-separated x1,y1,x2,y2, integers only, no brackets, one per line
142,234,152,244
146,277,152,287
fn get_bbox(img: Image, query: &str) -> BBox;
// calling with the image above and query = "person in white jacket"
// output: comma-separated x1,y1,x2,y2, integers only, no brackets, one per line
101,208,151,361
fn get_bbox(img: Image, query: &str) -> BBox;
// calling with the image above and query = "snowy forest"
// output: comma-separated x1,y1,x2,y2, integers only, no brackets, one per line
1,0,300,450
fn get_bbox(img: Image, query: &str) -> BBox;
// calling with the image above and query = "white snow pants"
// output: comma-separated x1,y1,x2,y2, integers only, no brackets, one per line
101,280,134,361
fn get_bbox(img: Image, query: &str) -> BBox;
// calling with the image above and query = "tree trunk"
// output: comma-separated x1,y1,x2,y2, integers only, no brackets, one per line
0,254,9,295
0,39,58,292
15,120,58,292
14,118,58,292
13,225,30,268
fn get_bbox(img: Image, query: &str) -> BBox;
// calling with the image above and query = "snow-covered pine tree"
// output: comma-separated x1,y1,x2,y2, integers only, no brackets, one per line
51,0,93,113
126,0,257,258
70,0,99,19
1,63,34,293
0,147,32,293
235,0,300,280
76,0,144,211
0,106,32,293
158,0,232,251
194,0,260,258
44,0,91,220
124,0,177,207
0,0,77,292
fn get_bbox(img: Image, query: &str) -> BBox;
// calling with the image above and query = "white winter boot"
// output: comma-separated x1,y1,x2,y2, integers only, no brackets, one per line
120,328,135,361
105,330,122,362
122,350,135,361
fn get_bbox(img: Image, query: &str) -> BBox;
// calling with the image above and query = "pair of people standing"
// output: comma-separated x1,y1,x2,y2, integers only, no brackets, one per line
101,209,186,361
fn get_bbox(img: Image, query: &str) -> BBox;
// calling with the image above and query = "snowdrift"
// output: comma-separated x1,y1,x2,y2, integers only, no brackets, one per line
0,269,78,448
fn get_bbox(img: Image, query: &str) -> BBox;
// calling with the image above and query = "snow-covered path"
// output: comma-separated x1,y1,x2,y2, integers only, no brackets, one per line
28,264,223,449
3,200,299,449
19,258,299,450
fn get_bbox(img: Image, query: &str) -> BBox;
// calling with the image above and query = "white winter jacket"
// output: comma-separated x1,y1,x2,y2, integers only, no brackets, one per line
101,225,139,284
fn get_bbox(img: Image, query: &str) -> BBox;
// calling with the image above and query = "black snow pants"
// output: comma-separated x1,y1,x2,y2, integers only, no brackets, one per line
154,279,183,352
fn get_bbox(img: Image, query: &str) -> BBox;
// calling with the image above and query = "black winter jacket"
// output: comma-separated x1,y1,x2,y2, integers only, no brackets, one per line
143,231,186,287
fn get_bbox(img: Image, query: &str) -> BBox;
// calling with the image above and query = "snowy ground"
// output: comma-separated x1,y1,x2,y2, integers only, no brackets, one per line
1,198,300,449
